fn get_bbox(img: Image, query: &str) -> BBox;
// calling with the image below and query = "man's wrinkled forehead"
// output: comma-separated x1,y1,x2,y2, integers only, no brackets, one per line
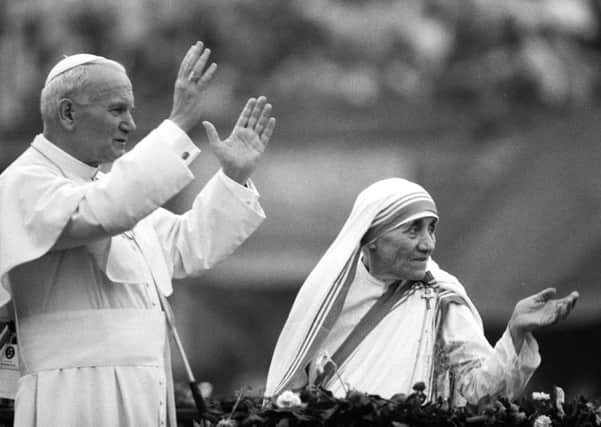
77,65,133,104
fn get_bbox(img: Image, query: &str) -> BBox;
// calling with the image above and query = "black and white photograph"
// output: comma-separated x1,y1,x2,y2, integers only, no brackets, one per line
0,1,599,426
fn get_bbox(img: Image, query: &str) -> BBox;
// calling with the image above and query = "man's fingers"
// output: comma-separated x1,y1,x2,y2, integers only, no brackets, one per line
197,63,218,88
189,48,212,81
235,98,257,128
247,96,267,129
178,41,204,80
261,117,276,146
254,103,273,135
202,121,221,145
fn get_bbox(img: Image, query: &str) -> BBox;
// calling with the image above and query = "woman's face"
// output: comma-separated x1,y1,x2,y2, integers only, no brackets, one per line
366,216,437,282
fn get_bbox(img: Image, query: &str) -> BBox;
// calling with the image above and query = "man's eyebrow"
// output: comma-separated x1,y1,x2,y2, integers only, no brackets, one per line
108,99,134,109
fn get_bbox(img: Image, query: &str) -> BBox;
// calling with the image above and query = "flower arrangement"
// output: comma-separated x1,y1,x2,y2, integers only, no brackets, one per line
181,383,601,427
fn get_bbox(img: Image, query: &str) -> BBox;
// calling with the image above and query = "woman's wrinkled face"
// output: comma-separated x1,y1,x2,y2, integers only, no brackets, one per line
366,217,437,282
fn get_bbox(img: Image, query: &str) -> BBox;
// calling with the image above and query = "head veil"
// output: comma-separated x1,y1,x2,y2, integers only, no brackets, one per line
265,178,481,397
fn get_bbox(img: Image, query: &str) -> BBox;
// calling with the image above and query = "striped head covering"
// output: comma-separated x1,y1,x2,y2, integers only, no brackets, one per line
361,180,438,245
265,178,477,397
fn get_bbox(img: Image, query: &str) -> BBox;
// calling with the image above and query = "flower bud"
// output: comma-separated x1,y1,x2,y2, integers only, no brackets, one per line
275,390,302,408
216,419,237,427
532,392,550,401
533,414,552,427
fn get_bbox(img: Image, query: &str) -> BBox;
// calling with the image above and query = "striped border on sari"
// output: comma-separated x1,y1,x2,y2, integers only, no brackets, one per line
274,248,362,394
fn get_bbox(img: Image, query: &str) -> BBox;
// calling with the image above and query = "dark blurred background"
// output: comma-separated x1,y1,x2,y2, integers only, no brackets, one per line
1,0,600,400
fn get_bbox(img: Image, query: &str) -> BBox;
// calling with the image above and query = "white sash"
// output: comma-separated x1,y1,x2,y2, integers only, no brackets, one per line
17,309,166,375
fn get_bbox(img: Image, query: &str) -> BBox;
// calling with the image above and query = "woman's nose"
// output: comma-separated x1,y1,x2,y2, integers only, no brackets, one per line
417,231,435,252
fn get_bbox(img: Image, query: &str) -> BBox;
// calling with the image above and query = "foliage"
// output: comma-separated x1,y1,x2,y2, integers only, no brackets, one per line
179,384,601,427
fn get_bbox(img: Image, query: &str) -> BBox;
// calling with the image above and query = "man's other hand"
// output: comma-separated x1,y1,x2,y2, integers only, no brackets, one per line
169,41,218,134
202,96,276,185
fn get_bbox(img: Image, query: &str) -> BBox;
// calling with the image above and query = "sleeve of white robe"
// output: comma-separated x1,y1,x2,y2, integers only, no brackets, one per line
53,120,200,249
443,303,541,404
146,169,265,278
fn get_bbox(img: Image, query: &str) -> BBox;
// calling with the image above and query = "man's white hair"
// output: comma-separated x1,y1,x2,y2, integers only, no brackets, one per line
40,66,89,124
39,55,126,125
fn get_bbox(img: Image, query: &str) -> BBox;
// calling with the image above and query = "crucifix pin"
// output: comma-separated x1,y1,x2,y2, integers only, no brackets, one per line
421,287,434,310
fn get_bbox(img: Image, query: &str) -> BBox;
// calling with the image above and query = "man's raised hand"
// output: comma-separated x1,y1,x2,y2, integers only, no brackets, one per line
169,41,218,133
202,96,276,185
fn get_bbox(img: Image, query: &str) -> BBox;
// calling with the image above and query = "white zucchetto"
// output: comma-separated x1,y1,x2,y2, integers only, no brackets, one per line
44,54,125,87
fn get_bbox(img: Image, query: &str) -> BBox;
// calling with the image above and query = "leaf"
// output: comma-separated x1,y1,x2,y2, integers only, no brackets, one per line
241,413,265,427
318,406,338,420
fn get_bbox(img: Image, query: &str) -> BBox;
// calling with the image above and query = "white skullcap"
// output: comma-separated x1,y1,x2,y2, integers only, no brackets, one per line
44,54,125,87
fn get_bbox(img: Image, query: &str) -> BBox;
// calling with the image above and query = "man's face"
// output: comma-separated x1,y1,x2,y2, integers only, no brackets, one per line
367,217,437,282
70,64,136,166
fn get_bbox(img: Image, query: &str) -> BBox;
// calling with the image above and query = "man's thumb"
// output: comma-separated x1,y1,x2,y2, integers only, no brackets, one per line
202,121,220,145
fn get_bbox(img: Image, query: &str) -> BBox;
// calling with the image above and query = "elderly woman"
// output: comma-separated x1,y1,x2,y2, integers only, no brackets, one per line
266,178,578,405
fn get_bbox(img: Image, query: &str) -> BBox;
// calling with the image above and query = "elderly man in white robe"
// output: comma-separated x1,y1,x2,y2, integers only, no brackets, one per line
266,178,578,405
0,42,276,426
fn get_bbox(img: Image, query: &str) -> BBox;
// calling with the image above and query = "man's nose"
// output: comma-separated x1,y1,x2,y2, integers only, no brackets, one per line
121,112,136,133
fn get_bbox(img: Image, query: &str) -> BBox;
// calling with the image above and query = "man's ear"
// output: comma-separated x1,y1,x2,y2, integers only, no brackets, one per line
58,98,76,130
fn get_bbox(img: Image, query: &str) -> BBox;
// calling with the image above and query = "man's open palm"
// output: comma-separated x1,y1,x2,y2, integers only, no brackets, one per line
203,96,276,184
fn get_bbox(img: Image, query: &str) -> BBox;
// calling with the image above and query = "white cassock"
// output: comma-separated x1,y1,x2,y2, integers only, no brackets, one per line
265,178,540,405
0,120,265,427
